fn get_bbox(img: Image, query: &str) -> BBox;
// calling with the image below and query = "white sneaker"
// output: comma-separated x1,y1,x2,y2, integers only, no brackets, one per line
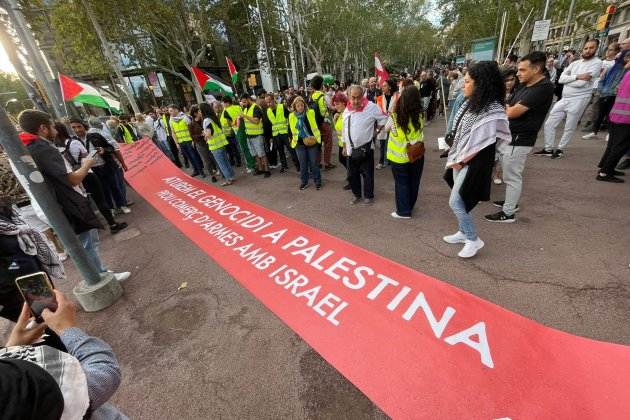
58,252,68,262
458,238,485,258
605,133,609,142
443,231,467,244
119,206,131,214
493,178,503,185
376,163,385,170
582,132,597,140
391,211,411,219
113,272,131,282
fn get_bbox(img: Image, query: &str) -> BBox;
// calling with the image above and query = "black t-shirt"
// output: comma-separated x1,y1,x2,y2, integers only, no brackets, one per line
508,78,554,146
419,79,435,97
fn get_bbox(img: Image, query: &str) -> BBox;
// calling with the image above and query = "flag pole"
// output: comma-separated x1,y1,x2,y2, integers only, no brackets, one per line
226,57,238,97
57,72,70,117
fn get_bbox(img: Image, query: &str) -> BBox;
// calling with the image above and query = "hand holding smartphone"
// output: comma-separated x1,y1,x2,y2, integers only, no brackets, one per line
15,272,57,323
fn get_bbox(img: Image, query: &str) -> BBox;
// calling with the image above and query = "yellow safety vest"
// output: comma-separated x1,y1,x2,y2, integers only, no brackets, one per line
334,113,344,147
244,104,263,136
288,109,321,148
387,113,424,164
220,105,241,137
120,124,134,144
206,119,229,151
311,91,329,119
266,104,288,136
170,117,192,143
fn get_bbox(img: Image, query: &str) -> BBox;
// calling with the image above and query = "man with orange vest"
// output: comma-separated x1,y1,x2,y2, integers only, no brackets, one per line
375,79,399,170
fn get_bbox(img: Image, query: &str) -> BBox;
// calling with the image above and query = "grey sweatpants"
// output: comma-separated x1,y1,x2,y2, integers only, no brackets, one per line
497,141,532,216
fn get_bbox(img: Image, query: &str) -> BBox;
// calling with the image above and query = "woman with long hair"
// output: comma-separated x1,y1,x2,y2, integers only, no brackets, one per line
189,104,216,182
289,96,321,190
200,102,236,186
386,85,424,219
443,62,511,258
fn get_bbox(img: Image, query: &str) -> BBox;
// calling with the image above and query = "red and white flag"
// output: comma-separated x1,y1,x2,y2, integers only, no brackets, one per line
374,53,389,86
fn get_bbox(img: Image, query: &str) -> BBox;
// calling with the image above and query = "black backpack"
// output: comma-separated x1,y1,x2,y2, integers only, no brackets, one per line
307,92,325,126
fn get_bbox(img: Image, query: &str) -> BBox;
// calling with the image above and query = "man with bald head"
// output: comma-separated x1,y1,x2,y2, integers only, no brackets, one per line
341,85,388,204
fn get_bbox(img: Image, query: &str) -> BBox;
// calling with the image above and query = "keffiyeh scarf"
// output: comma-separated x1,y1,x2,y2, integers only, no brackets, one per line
0,208,65,280
446,100,510,168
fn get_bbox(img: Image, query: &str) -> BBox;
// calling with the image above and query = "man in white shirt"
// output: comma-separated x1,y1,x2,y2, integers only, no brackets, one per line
342,85,388,204
538,39,602,158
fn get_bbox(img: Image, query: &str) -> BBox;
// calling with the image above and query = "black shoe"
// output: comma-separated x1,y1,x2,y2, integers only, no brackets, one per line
350,196,361,205
254,169,263,176
324,163,336,170
492,201,520,212
184,163,190,168
343,184,351,190
191,171,200,177
280,167,286,173
299,183,308,190
110,222,128,234
316,184,321,190
439,150,449,158
318,164,322,169
484,211,516,223
533,149,554,157
263,171,271,178
596,174,624,183
616,159,630,170
612,170,625,176
201,172,207,178
551,149,564,159
211,176,217,183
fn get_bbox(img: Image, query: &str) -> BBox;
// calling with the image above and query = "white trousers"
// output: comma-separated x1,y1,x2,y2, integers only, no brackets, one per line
543,96,591,151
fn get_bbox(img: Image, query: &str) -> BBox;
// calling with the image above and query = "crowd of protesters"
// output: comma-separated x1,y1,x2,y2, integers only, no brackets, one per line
1,35,628,417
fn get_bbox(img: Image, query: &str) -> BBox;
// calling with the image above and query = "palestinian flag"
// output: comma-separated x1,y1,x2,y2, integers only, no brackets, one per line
226,57,238,84
191,67,233,96
59,73,120,112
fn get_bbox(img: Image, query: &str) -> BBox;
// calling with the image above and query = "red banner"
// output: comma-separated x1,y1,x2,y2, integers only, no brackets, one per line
122,140,630,419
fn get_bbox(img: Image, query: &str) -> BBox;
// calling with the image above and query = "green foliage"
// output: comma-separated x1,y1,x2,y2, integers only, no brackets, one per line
438,0,605,52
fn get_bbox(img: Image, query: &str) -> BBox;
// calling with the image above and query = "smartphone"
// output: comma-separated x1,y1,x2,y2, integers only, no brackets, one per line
15,272,57,322
88,148,99,159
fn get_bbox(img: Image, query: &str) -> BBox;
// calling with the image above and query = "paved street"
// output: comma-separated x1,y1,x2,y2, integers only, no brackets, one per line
3,119,629,419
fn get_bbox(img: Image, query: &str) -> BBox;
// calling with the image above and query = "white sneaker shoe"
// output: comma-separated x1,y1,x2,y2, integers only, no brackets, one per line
119,206,131,214
582,132,597,140
493,178,503,185
58,252,68,262
458,238,485,258
391,211,411,219
113,272,131,282
443,231,467,244
605,133,609,142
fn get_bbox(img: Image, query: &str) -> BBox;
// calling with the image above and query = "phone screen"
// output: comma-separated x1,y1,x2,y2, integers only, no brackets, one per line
15,272,57,320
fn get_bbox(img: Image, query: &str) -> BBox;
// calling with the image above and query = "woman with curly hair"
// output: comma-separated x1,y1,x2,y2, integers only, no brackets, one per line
386,85,424,219
443,61,511,258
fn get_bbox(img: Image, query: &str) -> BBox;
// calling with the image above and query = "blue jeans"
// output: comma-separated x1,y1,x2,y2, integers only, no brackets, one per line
78,229,106,273
448,166,477,241
390,158,424,217
180,141,204,173
211,147,235,180
296,145,321,186
114,166,128,205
